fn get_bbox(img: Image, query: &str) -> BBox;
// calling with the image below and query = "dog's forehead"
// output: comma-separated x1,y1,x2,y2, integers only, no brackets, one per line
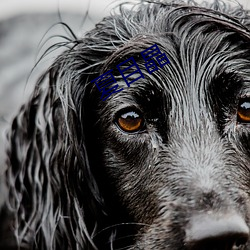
102,6,250,102
93,2,250,126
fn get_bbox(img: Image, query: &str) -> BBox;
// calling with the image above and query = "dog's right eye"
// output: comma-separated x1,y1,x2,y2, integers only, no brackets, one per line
237,98,250,123
116,109,145,133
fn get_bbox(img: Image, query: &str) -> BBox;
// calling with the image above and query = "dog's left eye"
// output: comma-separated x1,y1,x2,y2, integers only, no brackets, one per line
116,110,145,133
237,98,250,123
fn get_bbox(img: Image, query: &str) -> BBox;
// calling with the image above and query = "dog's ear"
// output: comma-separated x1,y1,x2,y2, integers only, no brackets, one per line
3,52,104,249
2,11,134,248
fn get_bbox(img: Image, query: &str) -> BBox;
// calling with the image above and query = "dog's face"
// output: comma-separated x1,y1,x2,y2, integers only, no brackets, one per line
4,1,250,250
86,3,250,249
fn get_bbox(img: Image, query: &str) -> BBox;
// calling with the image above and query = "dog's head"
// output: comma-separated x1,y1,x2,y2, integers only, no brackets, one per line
4,1,250,250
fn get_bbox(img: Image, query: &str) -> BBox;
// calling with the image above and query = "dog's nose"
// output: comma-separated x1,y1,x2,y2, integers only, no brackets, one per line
185,213,249,250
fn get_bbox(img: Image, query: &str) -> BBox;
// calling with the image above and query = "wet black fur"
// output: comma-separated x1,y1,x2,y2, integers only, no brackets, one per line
2,0,250,249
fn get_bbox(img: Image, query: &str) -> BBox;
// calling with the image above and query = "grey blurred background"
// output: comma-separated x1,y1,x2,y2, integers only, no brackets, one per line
0,0,250,175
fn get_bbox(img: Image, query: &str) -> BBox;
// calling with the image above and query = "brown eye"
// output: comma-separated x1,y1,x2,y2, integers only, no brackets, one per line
116,110,144,133
237,99,250,123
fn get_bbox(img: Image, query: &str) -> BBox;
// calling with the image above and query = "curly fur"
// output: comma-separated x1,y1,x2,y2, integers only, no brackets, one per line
2,0,250,249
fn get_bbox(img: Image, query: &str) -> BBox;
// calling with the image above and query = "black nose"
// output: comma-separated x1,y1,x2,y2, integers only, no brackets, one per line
185,213,249,250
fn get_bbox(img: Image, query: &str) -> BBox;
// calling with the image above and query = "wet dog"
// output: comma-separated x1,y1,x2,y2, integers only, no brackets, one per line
1,0,250,249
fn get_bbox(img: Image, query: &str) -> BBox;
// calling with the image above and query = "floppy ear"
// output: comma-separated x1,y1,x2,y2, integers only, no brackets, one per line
1,9,141,248
3,50,105,249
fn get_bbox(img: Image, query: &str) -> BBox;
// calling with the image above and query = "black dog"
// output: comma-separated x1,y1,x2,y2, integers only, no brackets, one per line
2,0,250,249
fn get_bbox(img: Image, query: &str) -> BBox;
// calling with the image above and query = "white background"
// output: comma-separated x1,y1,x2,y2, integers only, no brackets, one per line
0,0,250,20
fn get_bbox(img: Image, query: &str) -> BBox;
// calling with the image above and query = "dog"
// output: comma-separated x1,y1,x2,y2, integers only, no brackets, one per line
1,0,250,249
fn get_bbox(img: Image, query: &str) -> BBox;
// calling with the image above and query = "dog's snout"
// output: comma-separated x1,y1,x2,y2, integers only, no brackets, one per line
185,213,249,250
